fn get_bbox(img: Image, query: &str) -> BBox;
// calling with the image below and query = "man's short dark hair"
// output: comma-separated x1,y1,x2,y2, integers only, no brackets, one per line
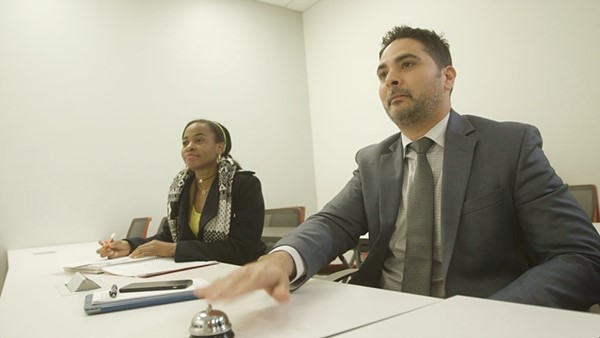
379,25,452,69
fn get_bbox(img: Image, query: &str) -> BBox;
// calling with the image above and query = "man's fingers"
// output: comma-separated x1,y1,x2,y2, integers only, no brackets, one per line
208,272,251,300
196,268,252,301
194,286,210,299
269,277,291,303
195,260,292,304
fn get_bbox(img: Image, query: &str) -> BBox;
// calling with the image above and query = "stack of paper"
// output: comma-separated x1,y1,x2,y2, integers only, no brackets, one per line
64,257,217,277
63,256,158,274
102,258,217,277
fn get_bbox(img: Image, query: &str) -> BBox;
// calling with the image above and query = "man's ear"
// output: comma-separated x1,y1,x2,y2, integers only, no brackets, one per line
443,66,457,92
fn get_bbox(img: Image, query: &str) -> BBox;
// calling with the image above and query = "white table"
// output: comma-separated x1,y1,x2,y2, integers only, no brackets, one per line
0,242,438,338
335,295,600,338
5,224,600,338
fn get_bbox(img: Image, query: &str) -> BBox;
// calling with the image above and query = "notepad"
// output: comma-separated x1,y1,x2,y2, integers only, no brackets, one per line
84,278,208,314
64,256,217,277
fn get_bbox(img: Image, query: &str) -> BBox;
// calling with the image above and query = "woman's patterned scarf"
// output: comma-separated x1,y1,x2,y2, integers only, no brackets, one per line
166,156,237,242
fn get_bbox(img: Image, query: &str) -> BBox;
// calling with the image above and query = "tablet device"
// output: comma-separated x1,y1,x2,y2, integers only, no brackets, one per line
119,279,193,293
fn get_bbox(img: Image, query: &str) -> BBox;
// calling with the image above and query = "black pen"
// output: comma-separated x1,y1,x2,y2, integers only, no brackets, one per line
109,284,118,298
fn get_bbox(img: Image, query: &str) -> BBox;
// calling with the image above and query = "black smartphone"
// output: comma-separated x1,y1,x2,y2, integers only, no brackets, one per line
119,279,193,293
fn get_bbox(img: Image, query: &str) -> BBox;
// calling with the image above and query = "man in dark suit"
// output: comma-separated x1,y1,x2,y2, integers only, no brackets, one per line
195,25,600,310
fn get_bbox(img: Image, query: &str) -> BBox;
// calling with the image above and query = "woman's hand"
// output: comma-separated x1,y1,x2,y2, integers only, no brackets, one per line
129,240,176,258
96,240,132,259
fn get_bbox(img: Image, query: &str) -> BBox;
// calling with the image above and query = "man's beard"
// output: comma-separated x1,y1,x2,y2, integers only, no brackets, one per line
386,79,442,128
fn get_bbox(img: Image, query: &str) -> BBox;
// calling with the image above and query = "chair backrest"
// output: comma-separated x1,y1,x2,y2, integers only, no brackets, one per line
568,184,599,222
264,206,306,228
126,217,152,238
156,216,168,235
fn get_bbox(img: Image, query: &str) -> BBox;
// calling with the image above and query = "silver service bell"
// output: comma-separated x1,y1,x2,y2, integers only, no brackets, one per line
189,304,234,338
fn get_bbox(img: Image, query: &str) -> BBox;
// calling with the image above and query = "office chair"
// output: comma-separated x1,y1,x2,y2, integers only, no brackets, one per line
313,268,358,283
568,184,599,222
261,206,363,281
263,206,306,228
262,206,306,251
567,184,600,314
126,217,152,238
156,216,168,235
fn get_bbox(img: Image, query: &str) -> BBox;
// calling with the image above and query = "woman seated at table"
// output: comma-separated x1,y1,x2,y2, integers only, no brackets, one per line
97,119,266,265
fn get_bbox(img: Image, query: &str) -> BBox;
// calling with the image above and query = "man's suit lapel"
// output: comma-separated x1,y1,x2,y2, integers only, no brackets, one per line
349,135,404,287
378,138,405,243
441,110,476,278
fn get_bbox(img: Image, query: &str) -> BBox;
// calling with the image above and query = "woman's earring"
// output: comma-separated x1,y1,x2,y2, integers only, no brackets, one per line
216,154,221,164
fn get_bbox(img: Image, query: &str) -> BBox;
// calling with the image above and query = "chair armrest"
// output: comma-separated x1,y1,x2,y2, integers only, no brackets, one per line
313,268,358,283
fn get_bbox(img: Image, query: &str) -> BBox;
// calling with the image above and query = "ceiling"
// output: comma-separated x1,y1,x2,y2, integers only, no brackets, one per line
253,0,321,12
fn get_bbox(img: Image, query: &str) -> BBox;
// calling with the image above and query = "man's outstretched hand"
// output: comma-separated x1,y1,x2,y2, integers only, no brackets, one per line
194,251,296,303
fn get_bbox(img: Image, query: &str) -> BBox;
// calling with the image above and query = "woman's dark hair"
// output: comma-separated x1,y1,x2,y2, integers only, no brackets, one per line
182,119,231,155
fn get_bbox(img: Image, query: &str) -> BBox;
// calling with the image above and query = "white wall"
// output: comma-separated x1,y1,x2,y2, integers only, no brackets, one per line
2,0,600,294
303,0,600,208
0,0,317,293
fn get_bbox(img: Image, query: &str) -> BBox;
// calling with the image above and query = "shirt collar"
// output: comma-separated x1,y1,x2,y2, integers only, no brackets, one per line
401,112,450,153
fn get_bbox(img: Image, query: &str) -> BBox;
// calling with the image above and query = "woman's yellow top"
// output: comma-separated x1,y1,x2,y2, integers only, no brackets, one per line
189,205,201,236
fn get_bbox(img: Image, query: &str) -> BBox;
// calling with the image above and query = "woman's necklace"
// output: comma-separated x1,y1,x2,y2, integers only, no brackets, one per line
197,173,217,195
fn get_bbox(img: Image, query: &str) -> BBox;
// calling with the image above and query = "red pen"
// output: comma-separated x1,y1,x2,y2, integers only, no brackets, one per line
103,233,115,250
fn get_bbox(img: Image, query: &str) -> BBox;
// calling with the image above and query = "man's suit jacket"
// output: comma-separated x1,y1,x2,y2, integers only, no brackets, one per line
277,110,600,310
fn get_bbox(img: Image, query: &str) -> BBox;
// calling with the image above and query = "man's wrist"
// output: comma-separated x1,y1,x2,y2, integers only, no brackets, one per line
262,251,296,280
